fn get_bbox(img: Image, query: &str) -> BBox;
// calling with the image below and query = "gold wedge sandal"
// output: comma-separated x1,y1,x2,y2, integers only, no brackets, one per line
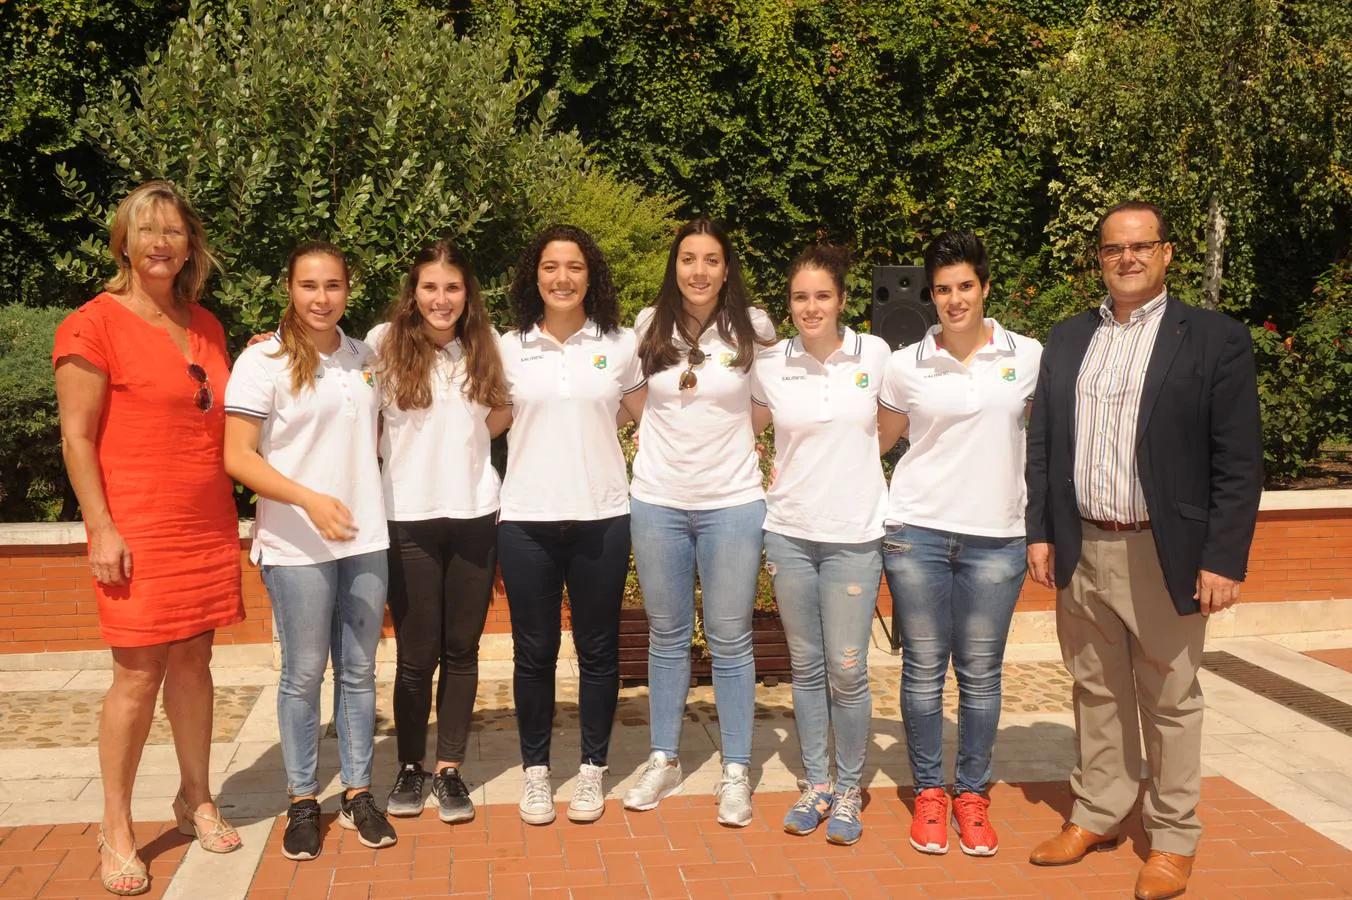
97,828,149,897
173,792,243,853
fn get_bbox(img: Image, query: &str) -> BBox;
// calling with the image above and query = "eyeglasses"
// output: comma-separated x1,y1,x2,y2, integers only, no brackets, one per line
678,347,706,391
187,363,213,412
1098,240,1166,263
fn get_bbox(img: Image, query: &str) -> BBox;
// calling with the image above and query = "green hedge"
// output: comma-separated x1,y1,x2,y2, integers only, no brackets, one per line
0,305,67,521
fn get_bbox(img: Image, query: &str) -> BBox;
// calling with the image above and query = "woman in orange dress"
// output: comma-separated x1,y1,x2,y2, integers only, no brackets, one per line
53,181,246,896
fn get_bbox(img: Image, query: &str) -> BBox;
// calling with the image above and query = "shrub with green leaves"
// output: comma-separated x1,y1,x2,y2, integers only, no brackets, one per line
0,305,68,522
1251,262,1352,483
54,0,606,344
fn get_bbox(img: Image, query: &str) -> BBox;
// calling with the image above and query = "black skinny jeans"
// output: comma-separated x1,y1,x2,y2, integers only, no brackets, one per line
387,513,497,764
498,515,629,769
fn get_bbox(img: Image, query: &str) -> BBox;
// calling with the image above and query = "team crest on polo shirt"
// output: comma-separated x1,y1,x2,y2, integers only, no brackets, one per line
361,368,375,387
592,354,608,370
854,372,870,389
718,351,735,367
1000,367,1016,382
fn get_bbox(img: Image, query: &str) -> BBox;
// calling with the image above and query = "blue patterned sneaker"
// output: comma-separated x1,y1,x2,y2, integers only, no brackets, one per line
783,781,834,835
826,786,864,846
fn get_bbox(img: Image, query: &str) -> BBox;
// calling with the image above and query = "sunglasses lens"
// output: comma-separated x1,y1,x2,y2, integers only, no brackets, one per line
187,363,207,384
689,348,706,365
194,385,213,412
678,369,697,391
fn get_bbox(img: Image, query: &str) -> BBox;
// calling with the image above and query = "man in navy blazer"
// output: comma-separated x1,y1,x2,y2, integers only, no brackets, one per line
1023,201,1262,900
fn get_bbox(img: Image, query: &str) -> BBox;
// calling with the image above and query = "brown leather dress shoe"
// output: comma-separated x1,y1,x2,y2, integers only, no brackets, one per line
1028,822,1118,866
1134,850,1194,900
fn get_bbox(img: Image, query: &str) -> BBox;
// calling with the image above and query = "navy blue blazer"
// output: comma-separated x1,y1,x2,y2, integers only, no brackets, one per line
1024,294,1263,615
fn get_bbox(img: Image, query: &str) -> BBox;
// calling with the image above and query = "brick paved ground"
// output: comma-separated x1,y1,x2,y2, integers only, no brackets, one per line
1305,647,1352,675
5,777,1352,899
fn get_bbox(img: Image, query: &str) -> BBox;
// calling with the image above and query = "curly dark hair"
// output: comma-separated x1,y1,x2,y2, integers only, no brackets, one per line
510,224,620,334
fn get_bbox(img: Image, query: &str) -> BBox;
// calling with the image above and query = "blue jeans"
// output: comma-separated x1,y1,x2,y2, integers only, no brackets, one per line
764,532,881,790
263,550,388,798
631,498,765,766
882,524,1026,796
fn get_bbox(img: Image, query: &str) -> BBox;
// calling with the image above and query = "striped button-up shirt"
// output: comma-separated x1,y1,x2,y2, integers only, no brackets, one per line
1073,289,1168,524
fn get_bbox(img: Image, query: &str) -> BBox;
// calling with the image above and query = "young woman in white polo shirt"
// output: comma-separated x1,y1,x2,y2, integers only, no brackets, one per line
877,230,1042,859
749,245,891,845
223,242,398,861
497,225,646,826
622,217,776,827
365,240,511,825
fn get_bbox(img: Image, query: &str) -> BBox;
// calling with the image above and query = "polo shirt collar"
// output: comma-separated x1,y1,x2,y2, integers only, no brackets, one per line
913,318,1012,362
274,325,360,356
785,326,863,360
1099,288,1168,323
519,318,603,345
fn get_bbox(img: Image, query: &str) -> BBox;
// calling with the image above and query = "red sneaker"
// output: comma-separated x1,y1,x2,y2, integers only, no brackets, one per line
953,792,999,856
909,787,950,854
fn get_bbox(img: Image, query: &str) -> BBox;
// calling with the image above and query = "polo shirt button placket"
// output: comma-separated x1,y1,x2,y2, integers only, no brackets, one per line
557,345,572,399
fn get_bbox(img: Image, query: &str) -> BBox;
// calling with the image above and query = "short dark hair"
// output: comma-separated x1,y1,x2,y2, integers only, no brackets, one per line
510,224,619,334
1096,201,1170,244
922,230,989,286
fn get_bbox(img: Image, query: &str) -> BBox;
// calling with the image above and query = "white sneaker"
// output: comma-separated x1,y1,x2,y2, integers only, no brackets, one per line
622,752,683,811
567,763,607,823
716,763,753,827
518,765,556,825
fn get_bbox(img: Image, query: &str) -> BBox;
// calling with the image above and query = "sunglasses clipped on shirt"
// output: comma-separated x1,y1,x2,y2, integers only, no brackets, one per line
188,363,213,412
678,346,706,391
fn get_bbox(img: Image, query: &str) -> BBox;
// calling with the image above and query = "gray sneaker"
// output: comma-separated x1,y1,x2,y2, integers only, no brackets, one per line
432,766,475,824
567,763,607,823
622,752,683,811
518,765,556,825
716,763,753,827
385,763,427,818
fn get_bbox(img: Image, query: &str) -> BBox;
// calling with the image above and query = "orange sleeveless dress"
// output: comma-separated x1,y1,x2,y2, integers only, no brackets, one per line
52,294,244,647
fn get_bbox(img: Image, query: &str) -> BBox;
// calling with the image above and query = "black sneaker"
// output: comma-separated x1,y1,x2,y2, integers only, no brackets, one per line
282,798,322,861
338,791,398,848
386,763,427,817
432,767,476,824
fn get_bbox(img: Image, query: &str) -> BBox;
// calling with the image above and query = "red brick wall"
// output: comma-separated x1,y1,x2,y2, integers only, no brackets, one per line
1,507,1347,653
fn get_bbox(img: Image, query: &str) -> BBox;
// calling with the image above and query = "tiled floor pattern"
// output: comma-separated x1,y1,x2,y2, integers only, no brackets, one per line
6,779,1352,899
1306,648,1352,675
0,821,189,900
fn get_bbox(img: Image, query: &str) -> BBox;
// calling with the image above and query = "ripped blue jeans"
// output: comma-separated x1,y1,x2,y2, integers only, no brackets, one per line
764,532,881,790
882,524,1026,796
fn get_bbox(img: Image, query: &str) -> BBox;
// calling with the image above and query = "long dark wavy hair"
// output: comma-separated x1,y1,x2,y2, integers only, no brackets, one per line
509,224,620,335
375,240,508,411
637,217,771,376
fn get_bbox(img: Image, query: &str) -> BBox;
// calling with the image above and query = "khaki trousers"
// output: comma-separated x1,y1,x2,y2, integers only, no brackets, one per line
1056,524,1208,855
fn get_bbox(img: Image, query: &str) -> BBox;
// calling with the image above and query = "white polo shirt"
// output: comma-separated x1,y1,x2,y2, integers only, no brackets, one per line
224,330,389,565
498,320,644,521
365,323,499,523
630,306,776,510
751,328,891,543
879,319,1042,538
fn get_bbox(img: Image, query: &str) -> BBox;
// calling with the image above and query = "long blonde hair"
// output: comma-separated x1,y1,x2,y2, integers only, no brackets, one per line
377,240,508,410
106,180,217,305
271,241,349,395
